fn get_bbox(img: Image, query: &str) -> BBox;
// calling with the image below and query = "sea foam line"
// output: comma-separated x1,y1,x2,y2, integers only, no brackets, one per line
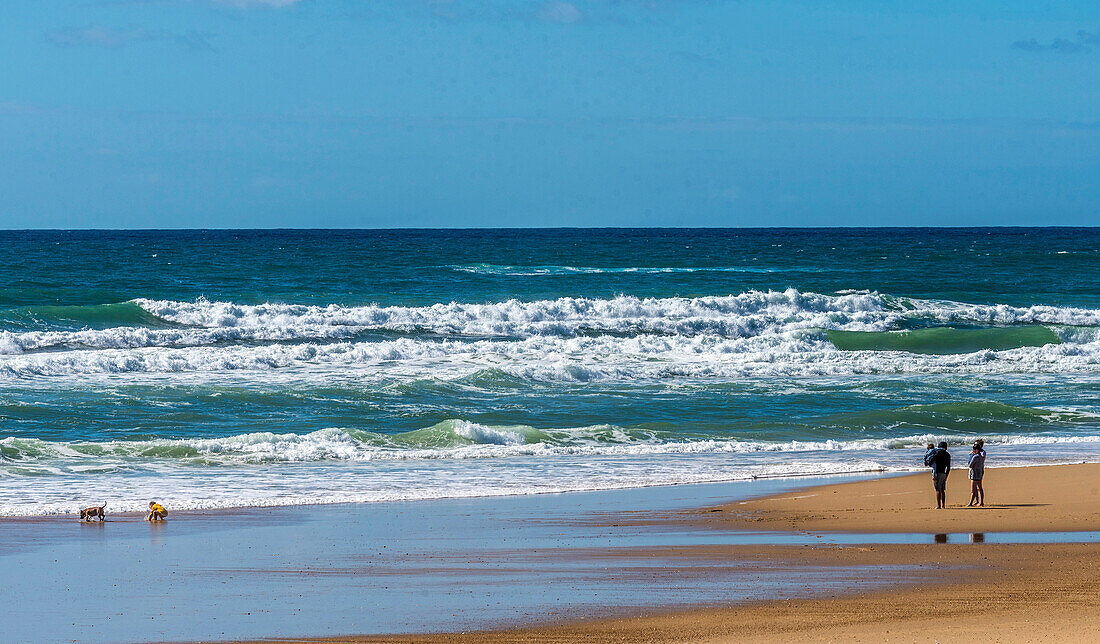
132,291,1100,334
446,263,784,276
5,424,1100,467
2,330,1099,379
4,288,1100,356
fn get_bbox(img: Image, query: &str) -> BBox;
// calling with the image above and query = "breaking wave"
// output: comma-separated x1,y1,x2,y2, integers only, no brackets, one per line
0,332,1097,380
0,290,1096,381
4,404,1097,469
132,290,891,337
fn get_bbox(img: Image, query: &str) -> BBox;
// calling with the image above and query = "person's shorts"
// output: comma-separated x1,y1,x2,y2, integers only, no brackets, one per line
969,469,983,481
932,472,948,492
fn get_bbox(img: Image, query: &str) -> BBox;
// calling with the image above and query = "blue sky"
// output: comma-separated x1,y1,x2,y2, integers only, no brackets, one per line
1,1,1098,228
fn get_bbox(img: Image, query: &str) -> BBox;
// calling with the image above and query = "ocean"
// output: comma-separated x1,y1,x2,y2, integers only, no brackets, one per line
2,228,1099,516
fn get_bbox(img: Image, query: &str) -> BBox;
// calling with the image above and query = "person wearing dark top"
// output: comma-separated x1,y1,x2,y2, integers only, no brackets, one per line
929,441,951,509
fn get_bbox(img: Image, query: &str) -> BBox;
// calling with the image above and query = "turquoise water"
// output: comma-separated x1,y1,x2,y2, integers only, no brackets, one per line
2,228,1100,515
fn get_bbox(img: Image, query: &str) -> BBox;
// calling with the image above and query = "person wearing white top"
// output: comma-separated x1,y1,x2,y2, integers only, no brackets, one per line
967,439,986,507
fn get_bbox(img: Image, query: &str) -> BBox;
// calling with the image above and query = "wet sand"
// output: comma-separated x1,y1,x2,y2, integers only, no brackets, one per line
305,464,1100,643
7,466,1099,642
320,543,1100,643
3,475,907,643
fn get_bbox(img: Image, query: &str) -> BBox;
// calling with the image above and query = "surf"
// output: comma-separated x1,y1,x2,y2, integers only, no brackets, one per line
4,404,1095,470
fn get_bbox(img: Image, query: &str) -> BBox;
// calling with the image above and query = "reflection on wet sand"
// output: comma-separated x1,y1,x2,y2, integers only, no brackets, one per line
932,533,986,544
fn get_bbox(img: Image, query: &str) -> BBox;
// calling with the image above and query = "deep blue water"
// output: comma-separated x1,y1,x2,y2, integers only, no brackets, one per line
2,228,1099,515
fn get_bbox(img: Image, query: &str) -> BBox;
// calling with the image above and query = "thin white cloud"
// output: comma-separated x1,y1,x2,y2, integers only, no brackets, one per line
537,2,584,24
0,101,39,115
45,26,212,51
1012,27,1099,54
424,1,590,25
213,0,303,7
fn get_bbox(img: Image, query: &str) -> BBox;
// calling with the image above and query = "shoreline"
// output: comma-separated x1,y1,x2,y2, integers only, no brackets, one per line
1,467,905,520
4,475,891,642
291,463,1100,643
6,465,1099,642
5,458,1098,521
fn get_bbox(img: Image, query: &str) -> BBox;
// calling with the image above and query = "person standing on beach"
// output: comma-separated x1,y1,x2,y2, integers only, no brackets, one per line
929,441,951,509
968,439,986,507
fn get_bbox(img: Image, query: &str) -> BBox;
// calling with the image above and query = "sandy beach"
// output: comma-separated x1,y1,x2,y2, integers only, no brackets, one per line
694,462,1100,534
314,464,1100,643
5,466,1099,643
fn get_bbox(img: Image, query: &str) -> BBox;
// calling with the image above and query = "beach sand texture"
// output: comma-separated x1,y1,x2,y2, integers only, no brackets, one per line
696,462,1100,533
313,464,1100,643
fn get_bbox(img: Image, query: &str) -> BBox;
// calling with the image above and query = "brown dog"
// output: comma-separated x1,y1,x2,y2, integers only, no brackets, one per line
79,502,106,522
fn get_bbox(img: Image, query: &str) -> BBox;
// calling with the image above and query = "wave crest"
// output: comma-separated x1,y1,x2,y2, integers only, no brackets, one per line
0,291,1097,380
4,411,1098,470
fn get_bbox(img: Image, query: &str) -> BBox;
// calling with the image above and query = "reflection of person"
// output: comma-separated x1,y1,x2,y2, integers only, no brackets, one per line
146,501,168,522
968,439,986,507
929,441,951,509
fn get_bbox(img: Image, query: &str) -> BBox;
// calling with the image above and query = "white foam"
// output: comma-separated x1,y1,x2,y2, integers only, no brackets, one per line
2,328,1098,381
4,289,1100,515
133,290,895,337
0,457,892,515
0,324,366,355
0,291,1096,382
446,264,784,276
4,443,1098,516
133,291,1100,336
6,422,1100,516
451,420,527,445
5,425,1100,467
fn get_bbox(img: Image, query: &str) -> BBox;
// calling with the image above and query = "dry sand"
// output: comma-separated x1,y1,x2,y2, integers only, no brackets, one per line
693,462,1100,533
270,464,1100,643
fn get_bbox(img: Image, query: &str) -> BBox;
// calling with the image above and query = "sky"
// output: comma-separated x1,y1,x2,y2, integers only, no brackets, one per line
1,1,1098,228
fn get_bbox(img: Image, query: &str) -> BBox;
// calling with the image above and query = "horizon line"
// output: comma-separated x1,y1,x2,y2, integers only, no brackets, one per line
2,225,1100,232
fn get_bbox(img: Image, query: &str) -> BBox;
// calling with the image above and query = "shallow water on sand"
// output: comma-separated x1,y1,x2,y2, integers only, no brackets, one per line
0,476,902,643
5,474,1095,643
